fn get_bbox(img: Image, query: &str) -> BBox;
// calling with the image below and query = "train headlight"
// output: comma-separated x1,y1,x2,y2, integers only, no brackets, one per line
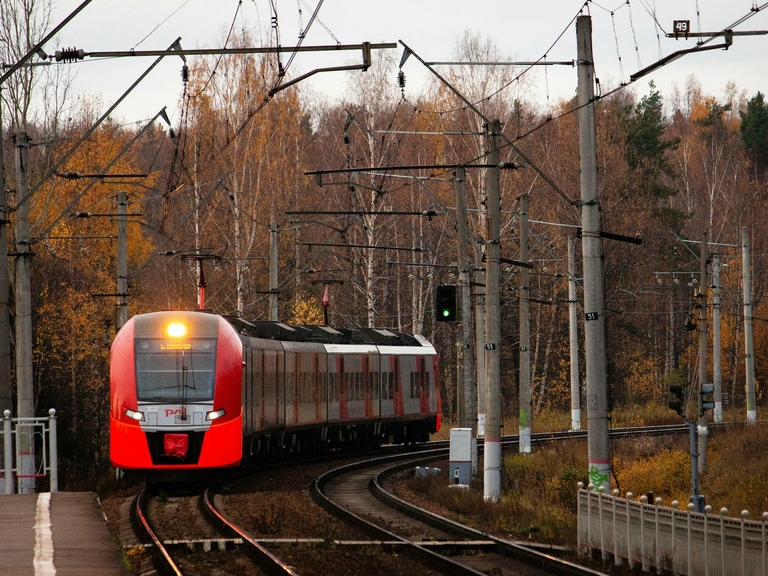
206,409,226,421
165,322,188,338
125,409,145,421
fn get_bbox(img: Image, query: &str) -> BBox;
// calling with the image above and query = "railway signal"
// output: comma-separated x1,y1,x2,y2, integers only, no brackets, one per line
668,384,685,416
435,285,457,322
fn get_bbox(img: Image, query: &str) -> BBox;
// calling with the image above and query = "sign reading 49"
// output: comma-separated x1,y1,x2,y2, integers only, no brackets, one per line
673,20,690,36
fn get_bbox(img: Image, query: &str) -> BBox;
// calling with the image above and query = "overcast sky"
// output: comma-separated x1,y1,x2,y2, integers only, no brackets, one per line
42,0,768,126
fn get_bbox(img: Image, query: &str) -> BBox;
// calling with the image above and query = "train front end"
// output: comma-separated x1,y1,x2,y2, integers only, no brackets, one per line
110,311,243,474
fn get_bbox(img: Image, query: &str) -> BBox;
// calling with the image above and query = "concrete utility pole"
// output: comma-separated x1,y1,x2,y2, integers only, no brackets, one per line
577,16,610,493
697,232,709,474
474,241,486,438
483,120,502,502
269,220,279,321
712,254,722,423
568,236,581,431
14,131,34,494
116,191,128,329
0,89,12,419
742,226,756,423
455,167,478,474
518,194,532,453
455,169,477,426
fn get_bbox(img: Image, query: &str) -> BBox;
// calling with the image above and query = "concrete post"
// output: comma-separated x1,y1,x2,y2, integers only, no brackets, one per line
698,232,709,474
712,254,722,423
14,130,35,494
569,236,581,430
0,88,13,422
577,16,610,493
483,120,501,502
455,167,477,473
48,409,57,493
474,241,486,437
3,410,12,494
518,194,532,453
742,227,756,423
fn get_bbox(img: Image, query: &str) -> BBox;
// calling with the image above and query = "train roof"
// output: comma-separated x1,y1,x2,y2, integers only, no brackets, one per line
223,316,429,347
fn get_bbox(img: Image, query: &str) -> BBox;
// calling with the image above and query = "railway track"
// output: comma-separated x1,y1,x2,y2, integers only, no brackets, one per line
132,485,299,575
313,449,606,575
311,423,690,576
125,423,689,575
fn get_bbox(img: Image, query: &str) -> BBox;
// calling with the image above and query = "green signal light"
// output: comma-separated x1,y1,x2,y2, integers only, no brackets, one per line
442,309,450,317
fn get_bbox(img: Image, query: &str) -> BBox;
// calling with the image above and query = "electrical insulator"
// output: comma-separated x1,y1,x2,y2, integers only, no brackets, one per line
54,47,84,62
397,70,406,90
168,128,176,140
181,64,189,83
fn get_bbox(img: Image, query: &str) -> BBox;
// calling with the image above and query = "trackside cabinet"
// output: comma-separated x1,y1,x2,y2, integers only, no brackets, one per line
449,427,472,487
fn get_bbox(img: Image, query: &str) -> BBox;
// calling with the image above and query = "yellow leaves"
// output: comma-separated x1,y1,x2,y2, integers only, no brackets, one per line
287,292,324,325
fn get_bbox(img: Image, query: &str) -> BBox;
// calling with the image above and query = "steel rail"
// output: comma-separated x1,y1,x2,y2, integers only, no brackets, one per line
201,486,300,576
132,488,183,576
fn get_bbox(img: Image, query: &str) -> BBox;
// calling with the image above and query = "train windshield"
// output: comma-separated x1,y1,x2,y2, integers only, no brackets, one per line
134,338,217,401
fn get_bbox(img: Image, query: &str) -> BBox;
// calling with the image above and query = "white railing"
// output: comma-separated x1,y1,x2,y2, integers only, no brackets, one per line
0,409,58,494
578,483,768,575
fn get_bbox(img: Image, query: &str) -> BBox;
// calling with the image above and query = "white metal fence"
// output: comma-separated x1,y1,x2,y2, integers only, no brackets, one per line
0,409,58,494
577,483,768,575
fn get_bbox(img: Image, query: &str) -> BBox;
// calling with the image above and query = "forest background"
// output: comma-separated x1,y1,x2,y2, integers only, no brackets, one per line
2,1,768,488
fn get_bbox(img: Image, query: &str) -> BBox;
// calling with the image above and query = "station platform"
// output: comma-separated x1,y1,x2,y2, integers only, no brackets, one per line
0,492,129,576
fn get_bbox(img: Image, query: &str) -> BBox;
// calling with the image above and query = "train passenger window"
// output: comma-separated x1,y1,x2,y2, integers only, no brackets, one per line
135,338,216,401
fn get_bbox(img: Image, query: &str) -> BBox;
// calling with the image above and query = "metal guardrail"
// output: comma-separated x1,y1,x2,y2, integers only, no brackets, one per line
577,484,768,575
1,409,58,494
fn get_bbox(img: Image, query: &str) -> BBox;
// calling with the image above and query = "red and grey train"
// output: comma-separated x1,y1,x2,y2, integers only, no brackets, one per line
110,310,441,476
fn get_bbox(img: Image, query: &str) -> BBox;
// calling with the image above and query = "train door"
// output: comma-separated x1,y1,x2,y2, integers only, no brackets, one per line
317,350,328,423
263,348,278,428
313,353,322,422
327,352,340,421
254,347,264,431
338,355,348,420
419,356,429,414
392,355,403,416
368,352,380,418
285,350,297,426
430,354,441,414
362,354,373,418
242,347,251,433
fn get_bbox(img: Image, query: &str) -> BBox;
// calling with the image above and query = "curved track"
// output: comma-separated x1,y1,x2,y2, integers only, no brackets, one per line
312,424,690,576
129,423,689,574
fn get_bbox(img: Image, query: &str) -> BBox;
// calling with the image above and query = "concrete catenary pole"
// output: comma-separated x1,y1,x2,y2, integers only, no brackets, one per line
712,254,722,423
577,16,610,492
0,89,12,419
116,191,128,330
483,119,502,502
269,220,279,321
474,241,486,438
518,194,532,453
568,236,581,430
15,130,34,494
455,167,478,474
697,232,709,474
742,226,756,423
